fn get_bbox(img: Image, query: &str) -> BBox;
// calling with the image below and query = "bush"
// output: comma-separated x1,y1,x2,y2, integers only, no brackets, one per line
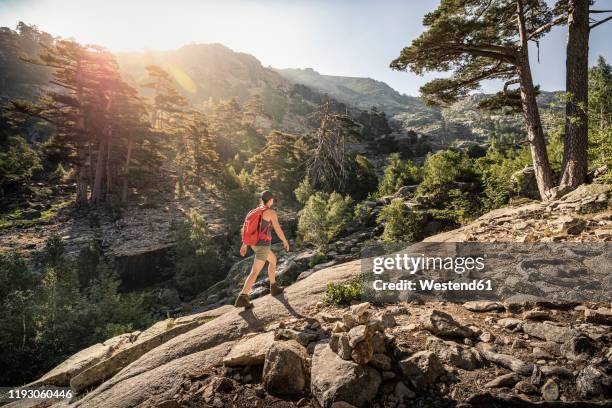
308,251,327,268
419,150,475,193
294,177,316,204
324,275,363,306
346,154,378,200
353,202,375,226
173,210,222,297
475,147,531,210
222,166,258,229
297,191,353,249
0,135,41,191
377,199,424,242
377,153,421,197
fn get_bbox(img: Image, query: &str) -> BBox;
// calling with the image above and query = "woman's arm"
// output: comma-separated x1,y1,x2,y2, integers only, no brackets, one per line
271,211,290,251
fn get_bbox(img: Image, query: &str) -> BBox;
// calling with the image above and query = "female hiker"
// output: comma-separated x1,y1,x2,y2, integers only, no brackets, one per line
234,190,290,309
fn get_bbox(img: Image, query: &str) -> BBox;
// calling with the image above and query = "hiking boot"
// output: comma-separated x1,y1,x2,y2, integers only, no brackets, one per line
234,293,253,309
270,283,285,296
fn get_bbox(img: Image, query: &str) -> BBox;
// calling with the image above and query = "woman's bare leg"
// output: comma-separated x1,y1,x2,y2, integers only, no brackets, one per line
266,250,277,284
240,258,266,295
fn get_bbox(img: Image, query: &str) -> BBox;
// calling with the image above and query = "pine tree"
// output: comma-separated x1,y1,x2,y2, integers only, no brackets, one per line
556,1,612,188
390,0,557,200
248,130,308,199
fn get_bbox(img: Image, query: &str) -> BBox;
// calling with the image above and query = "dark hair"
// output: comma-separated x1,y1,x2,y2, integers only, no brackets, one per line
260,190,274,204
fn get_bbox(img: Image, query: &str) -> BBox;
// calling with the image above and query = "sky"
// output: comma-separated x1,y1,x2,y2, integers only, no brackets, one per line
1,0,611,96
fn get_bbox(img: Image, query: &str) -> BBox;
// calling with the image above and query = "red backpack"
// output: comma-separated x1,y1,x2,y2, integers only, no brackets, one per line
241,206,271,246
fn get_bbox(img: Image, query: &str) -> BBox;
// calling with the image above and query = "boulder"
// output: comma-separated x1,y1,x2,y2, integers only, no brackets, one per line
576,365,612,398
222,331,275,366
348,325,368,348
548,216,587,235
398,351,446,388
262,340,308,397
541,379,559,401
421,309,474,338
350,339,374,365
27,343,112,388
349,302,371,318
370,353,392,371
311,343,381,408
425,336,482,370
515,380,538,395
584,308,612,325
497,318,522,329
484,373,521,388
523,310,551,321
71,318,207,393
463,301,505,312
275,328,318,346
394,381,416,402
522,322,580,344
337,333,352,360
560,334,596,361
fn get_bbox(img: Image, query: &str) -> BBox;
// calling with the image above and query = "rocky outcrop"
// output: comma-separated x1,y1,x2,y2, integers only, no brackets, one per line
311,343,381,408
262,340,309,397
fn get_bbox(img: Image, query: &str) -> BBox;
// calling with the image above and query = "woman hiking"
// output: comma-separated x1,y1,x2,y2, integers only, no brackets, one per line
234,190,290,309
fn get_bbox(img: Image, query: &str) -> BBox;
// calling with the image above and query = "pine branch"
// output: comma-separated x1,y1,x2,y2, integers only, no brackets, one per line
528,15,567,40
590,15,612,29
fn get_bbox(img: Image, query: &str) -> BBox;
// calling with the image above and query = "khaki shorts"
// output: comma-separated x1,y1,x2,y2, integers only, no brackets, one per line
251,245,271,261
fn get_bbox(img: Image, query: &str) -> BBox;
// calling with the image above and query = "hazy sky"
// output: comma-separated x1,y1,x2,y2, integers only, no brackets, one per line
1,0,611,95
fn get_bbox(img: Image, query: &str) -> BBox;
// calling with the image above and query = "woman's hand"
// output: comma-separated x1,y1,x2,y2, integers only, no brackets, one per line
282,239,290,252
240,244,247,257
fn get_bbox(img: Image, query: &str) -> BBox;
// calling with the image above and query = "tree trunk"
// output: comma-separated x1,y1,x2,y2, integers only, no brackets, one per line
90,137,107,205
560,0,589,188
516,0,555,200
75,58,89,207
121,137,133,203
105,123,113,196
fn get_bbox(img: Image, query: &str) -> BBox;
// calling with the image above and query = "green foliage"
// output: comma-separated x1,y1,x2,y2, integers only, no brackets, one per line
308,251,327,268
0,235,150,386
0,135,41,190
353,202,375,226
475,147,532,210
419,150,475,193
249,131,308,200
297,191,353,249
588,56,612,181
377,199,424,243
294,177,316,205
346,154,379,200
222,165,259,230
377,153,421,196
324,275,363,306
173,210,222,297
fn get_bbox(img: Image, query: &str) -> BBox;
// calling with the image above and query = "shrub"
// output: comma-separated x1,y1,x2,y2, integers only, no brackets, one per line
353,202,375,226
308,251,327,268
173,210,222,297
377,153,421,197
377,199,424,242
297,191,353,249
294,177,316,205
346,154,379,200
324,275,363,306
0,135,41,191
419,150,475,193
475,147,531,210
